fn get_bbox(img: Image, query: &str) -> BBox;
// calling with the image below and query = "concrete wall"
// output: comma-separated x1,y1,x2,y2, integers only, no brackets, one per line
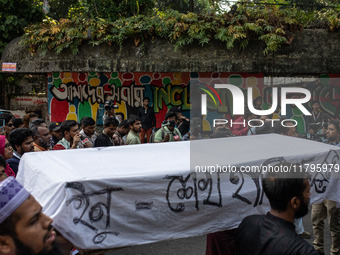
1,29,340,75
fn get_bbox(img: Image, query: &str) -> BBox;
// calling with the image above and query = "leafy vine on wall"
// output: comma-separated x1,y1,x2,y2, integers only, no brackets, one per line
22,4,340,56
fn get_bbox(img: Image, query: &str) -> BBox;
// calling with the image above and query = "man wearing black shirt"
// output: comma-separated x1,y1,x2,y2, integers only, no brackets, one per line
94,117,119,147
138,97,156,143
236,165,319,255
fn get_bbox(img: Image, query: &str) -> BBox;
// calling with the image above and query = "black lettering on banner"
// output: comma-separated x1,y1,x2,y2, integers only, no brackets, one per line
311,150,339,193
198,172,222,208
230,171,251,205
165,174,193,213
165,155,335,212
65,182,123,244
135,202,153,211
165,172,223,213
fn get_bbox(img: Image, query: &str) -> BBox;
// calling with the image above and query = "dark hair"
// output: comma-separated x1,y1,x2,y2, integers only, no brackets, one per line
255,122,275,135
0,212,18,237
60,120,78,137
0,113,13,125
22,112,38,121
8,128,33,151
169,106,180,113
310,100,320,106
273,119,294,135
80,117,95,128
33,110,42,118
143,97,150,102
22,113,39,128
116,112,125,120
12,118,23,129
29,118,45,129
261,114,273,119
328,120,340,133
28,113,38,119
262,163,309,212
165,111,177,121
0,154,6,167
118,120,129,129
253,96,262,106
104,117,119,128
127,115,140,126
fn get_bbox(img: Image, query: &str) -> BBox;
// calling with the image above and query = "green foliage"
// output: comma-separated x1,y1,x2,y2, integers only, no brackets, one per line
155,0,212,13
0,0,44,55
21,1,340,56
327,10,340,31
68,0,155,22
47,0,78,20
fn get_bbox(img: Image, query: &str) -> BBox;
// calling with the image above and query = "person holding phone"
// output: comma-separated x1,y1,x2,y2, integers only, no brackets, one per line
78,117,97,148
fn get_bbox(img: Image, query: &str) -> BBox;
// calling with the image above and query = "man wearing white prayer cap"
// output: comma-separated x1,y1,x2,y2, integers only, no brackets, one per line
0,177,61,255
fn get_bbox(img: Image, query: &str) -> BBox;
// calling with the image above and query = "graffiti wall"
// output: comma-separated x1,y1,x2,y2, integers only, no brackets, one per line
47,72,263,128
48,73,340,133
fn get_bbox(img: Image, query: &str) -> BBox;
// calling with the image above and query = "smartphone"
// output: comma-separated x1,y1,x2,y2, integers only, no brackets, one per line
174,135,180,141
81,137,90,145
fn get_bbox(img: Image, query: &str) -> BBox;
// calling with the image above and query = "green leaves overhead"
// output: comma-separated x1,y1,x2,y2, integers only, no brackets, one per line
21,2,340,56
0,0,44,55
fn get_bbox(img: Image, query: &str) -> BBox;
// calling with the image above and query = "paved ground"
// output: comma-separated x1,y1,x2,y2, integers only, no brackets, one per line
84,210,332,255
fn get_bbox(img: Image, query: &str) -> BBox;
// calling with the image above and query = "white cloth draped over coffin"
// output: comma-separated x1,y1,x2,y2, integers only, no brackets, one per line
17,134,340,249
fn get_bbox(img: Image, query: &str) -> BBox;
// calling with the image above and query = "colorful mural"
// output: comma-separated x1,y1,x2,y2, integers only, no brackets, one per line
48,73,340,133
48,72,262,128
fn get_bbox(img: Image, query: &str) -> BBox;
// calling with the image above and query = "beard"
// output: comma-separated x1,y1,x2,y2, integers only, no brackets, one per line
12,230,63,255
295,196,310,219
35,245,62,255
38,138,51,150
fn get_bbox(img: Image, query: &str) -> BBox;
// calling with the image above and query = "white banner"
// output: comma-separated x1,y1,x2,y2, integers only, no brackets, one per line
17,134,340,249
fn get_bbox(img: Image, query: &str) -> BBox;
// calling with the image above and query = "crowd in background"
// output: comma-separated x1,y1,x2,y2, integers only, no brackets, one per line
0,97,339,255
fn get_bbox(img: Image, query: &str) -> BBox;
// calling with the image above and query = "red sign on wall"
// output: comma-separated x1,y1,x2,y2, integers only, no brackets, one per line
2,62,17,72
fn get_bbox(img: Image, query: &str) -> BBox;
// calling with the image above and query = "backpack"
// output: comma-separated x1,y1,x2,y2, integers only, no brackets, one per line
149,128,165,143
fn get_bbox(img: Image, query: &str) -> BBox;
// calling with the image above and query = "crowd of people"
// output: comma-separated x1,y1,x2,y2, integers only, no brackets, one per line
0,98,339,255
0,98,191,178
0,97,191,255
